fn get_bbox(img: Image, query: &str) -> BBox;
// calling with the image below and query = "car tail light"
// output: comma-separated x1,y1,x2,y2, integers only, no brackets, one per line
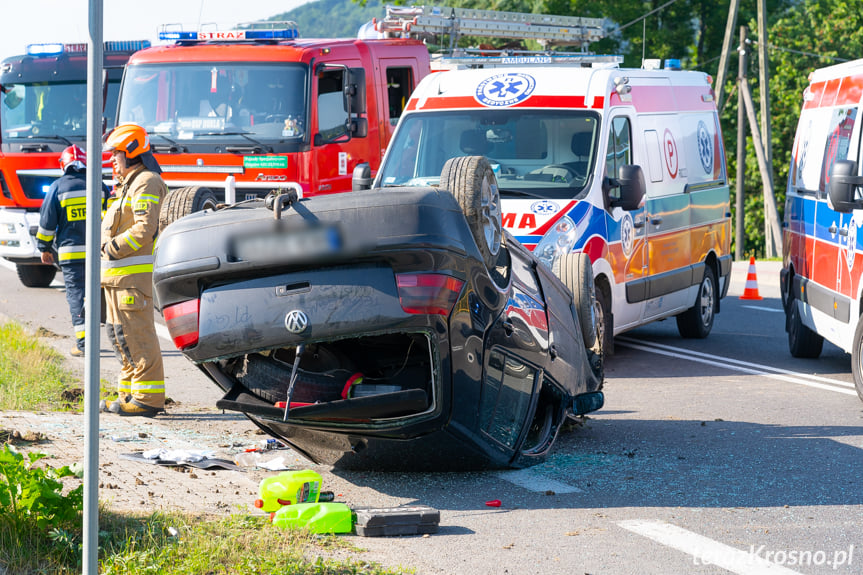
163,299,200,349
396,273,464,316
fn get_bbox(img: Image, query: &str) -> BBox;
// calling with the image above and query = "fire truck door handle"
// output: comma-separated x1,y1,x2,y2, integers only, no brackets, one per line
829,224,838,234
650,217,663,226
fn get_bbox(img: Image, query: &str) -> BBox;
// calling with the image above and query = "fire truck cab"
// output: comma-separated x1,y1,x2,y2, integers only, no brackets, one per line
0,41,147,287
367,13,731,356
114,22,430,206
782,58,863,402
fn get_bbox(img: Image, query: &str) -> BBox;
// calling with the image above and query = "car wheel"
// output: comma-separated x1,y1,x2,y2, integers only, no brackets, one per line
440,155,503,271
676,265,716,338
555,252,597,349
851,319,863,402
16,264,56,288
594,282,613,357
787,298,824,358
159,186,218,232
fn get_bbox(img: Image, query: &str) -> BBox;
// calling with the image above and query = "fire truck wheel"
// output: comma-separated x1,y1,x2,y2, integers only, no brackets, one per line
555,252,597,349
16,264,56,288
676,265,716,338
159,186,218,232
851,320,863,402
787,298,824,358
440,155,503,271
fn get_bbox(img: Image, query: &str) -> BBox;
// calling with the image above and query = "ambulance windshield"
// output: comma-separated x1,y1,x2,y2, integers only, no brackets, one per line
118,63,307,145
378,110,600,199
1,80,121,140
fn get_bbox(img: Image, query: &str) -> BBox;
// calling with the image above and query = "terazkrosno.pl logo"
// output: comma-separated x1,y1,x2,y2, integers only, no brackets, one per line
475,73,536,107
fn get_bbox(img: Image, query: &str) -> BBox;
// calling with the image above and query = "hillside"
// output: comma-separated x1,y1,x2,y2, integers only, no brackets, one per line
270,0,386,39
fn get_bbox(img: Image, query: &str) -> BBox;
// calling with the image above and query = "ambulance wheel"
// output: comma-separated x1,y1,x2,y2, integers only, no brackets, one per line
555,252,597,349
441,155,503,271
787,298,823,358
594,281,614,357
851,320,863,402
16,264,56,288
159,186,218,232
676,266,716,338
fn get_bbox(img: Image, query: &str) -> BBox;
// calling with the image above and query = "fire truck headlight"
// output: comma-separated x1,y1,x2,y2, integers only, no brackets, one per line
534,215,578,269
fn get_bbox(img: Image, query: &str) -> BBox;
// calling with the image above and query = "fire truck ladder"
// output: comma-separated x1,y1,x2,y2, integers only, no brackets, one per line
374,5,606,50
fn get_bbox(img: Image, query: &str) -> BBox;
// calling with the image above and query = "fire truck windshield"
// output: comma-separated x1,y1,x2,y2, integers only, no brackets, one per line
118,63,308,145
378,110,601,200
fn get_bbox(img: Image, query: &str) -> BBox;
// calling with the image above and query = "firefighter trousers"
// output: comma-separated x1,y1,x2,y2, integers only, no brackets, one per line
60,261,85,352
103,285,165,409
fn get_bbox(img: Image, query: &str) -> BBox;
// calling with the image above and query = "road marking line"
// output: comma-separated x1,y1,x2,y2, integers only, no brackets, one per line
618,520,803,574
742,305,783,313
618,336,855,390
496,469,582,493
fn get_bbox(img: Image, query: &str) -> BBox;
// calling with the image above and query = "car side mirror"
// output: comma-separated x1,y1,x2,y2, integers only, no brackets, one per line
352,162,372,191
828,160,863,213
611,164,645,211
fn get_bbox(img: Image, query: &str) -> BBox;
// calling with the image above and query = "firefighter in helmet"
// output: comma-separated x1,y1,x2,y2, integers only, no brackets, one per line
36,145,109,357
99,123,167,417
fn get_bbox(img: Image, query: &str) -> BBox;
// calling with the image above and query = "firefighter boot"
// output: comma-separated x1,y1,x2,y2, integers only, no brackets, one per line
99,394,131,414
114,399,164,418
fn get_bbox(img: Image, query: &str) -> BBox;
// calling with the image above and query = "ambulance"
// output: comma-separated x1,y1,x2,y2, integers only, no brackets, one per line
0,41,147,286
367,50,732,356
781,58,863,401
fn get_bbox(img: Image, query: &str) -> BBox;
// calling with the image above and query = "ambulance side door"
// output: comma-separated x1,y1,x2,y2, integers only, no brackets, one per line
603,113,647,330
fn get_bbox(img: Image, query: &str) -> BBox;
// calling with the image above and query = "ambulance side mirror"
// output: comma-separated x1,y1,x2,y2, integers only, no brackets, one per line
611,164,645,211
828,160,863,213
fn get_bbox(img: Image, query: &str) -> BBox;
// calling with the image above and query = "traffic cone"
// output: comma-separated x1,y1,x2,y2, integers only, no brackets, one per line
739,256,763,300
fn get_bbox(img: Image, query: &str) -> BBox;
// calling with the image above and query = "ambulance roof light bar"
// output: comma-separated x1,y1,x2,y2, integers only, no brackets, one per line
158,21,299,42
374,5,606,49
438,50,623,68
26,40,151,57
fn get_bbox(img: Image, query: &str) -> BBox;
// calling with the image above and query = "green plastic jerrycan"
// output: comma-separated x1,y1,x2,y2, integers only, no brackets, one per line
255,470,323,513
271,502,353,534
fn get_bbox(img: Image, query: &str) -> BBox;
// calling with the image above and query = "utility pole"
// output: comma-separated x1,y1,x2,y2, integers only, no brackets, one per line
714,0,741,112
757,0,772,169
736,26,747,260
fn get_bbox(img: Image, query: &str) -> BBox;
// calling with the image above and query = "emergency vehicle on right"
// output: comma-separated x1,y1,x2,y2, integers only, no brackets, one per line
781,58,863,402
366,8,732,358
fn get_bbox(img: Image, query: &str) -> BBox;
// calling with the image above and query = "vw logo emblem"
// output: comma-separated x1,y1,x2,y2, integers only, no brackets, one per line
284,310,309,334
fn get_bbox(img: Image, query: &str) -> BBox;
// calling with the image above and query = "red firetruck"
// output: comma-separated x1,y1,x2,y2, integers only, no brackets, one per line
114,21,430,209
0,40,149,287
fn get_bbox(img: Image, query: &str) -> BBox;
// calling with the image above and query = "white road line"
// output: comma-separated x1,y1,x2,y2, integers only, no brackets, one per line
618,520,803,574
495,469,582,493
618,336,856,392
742,305,783,313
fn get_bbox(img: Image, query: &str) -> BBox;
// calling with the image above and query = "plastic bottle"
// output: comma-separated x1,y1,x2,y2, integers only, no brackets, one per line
234,452,263,467
271,502,353,534
254,469,323,512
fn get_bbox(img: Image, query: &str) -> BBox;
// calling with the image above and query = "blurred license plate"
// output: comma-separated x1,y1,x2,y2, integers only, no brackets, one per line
231,225,341,263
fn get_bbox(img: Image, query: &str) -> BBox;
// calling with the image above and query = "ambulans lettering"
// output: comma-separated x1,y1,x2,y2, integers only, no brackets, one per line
697,120,713,174
475,73,536,107
501,212,538,229
846,219,857,272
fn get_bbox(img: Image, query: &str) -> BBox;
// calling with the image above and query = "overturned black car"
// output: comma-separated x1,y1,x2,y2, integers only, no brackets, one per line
153,156,603,470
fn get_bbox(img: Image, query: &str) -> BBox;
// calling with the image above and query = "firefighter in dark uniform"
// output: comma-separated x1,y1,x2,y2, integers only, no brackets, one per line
99,123,167,417
36,145,108,357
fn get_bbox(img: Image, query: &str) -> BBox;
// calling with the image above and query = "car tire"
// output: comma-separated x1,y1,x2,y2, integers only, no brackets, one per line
555,252,597,349
440,155,503,271
233,354,347,405
851,319,863,402
594,282,613,357
159,186,218,232
787,298,824,358
16,264,56,288
676,265,716,338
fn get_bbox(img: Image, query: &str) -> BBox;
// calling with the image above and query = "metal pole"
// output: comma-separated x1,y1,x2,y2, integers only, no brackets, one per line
715,0,740,112
83,0,103,573
735,26,747,260
757,0,772,169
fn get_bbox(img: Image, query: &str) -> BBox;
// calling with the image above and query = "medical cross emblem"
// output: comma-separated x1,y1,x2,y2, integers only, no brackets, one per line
475,73,536,107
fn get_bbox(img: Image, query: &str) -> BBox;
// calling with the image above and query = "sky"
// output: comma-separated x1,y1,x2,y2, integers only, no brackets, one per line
0,0,313,61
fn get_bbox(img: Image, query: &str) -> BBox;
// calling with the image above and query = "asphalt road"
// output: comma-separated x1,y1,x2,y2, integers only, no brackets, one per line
1,258,861,575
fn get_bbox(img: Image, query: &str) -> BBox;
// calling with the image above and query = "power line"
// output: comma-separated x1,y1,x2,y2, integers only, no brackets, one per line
611,0,683,33
751,40,849,63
